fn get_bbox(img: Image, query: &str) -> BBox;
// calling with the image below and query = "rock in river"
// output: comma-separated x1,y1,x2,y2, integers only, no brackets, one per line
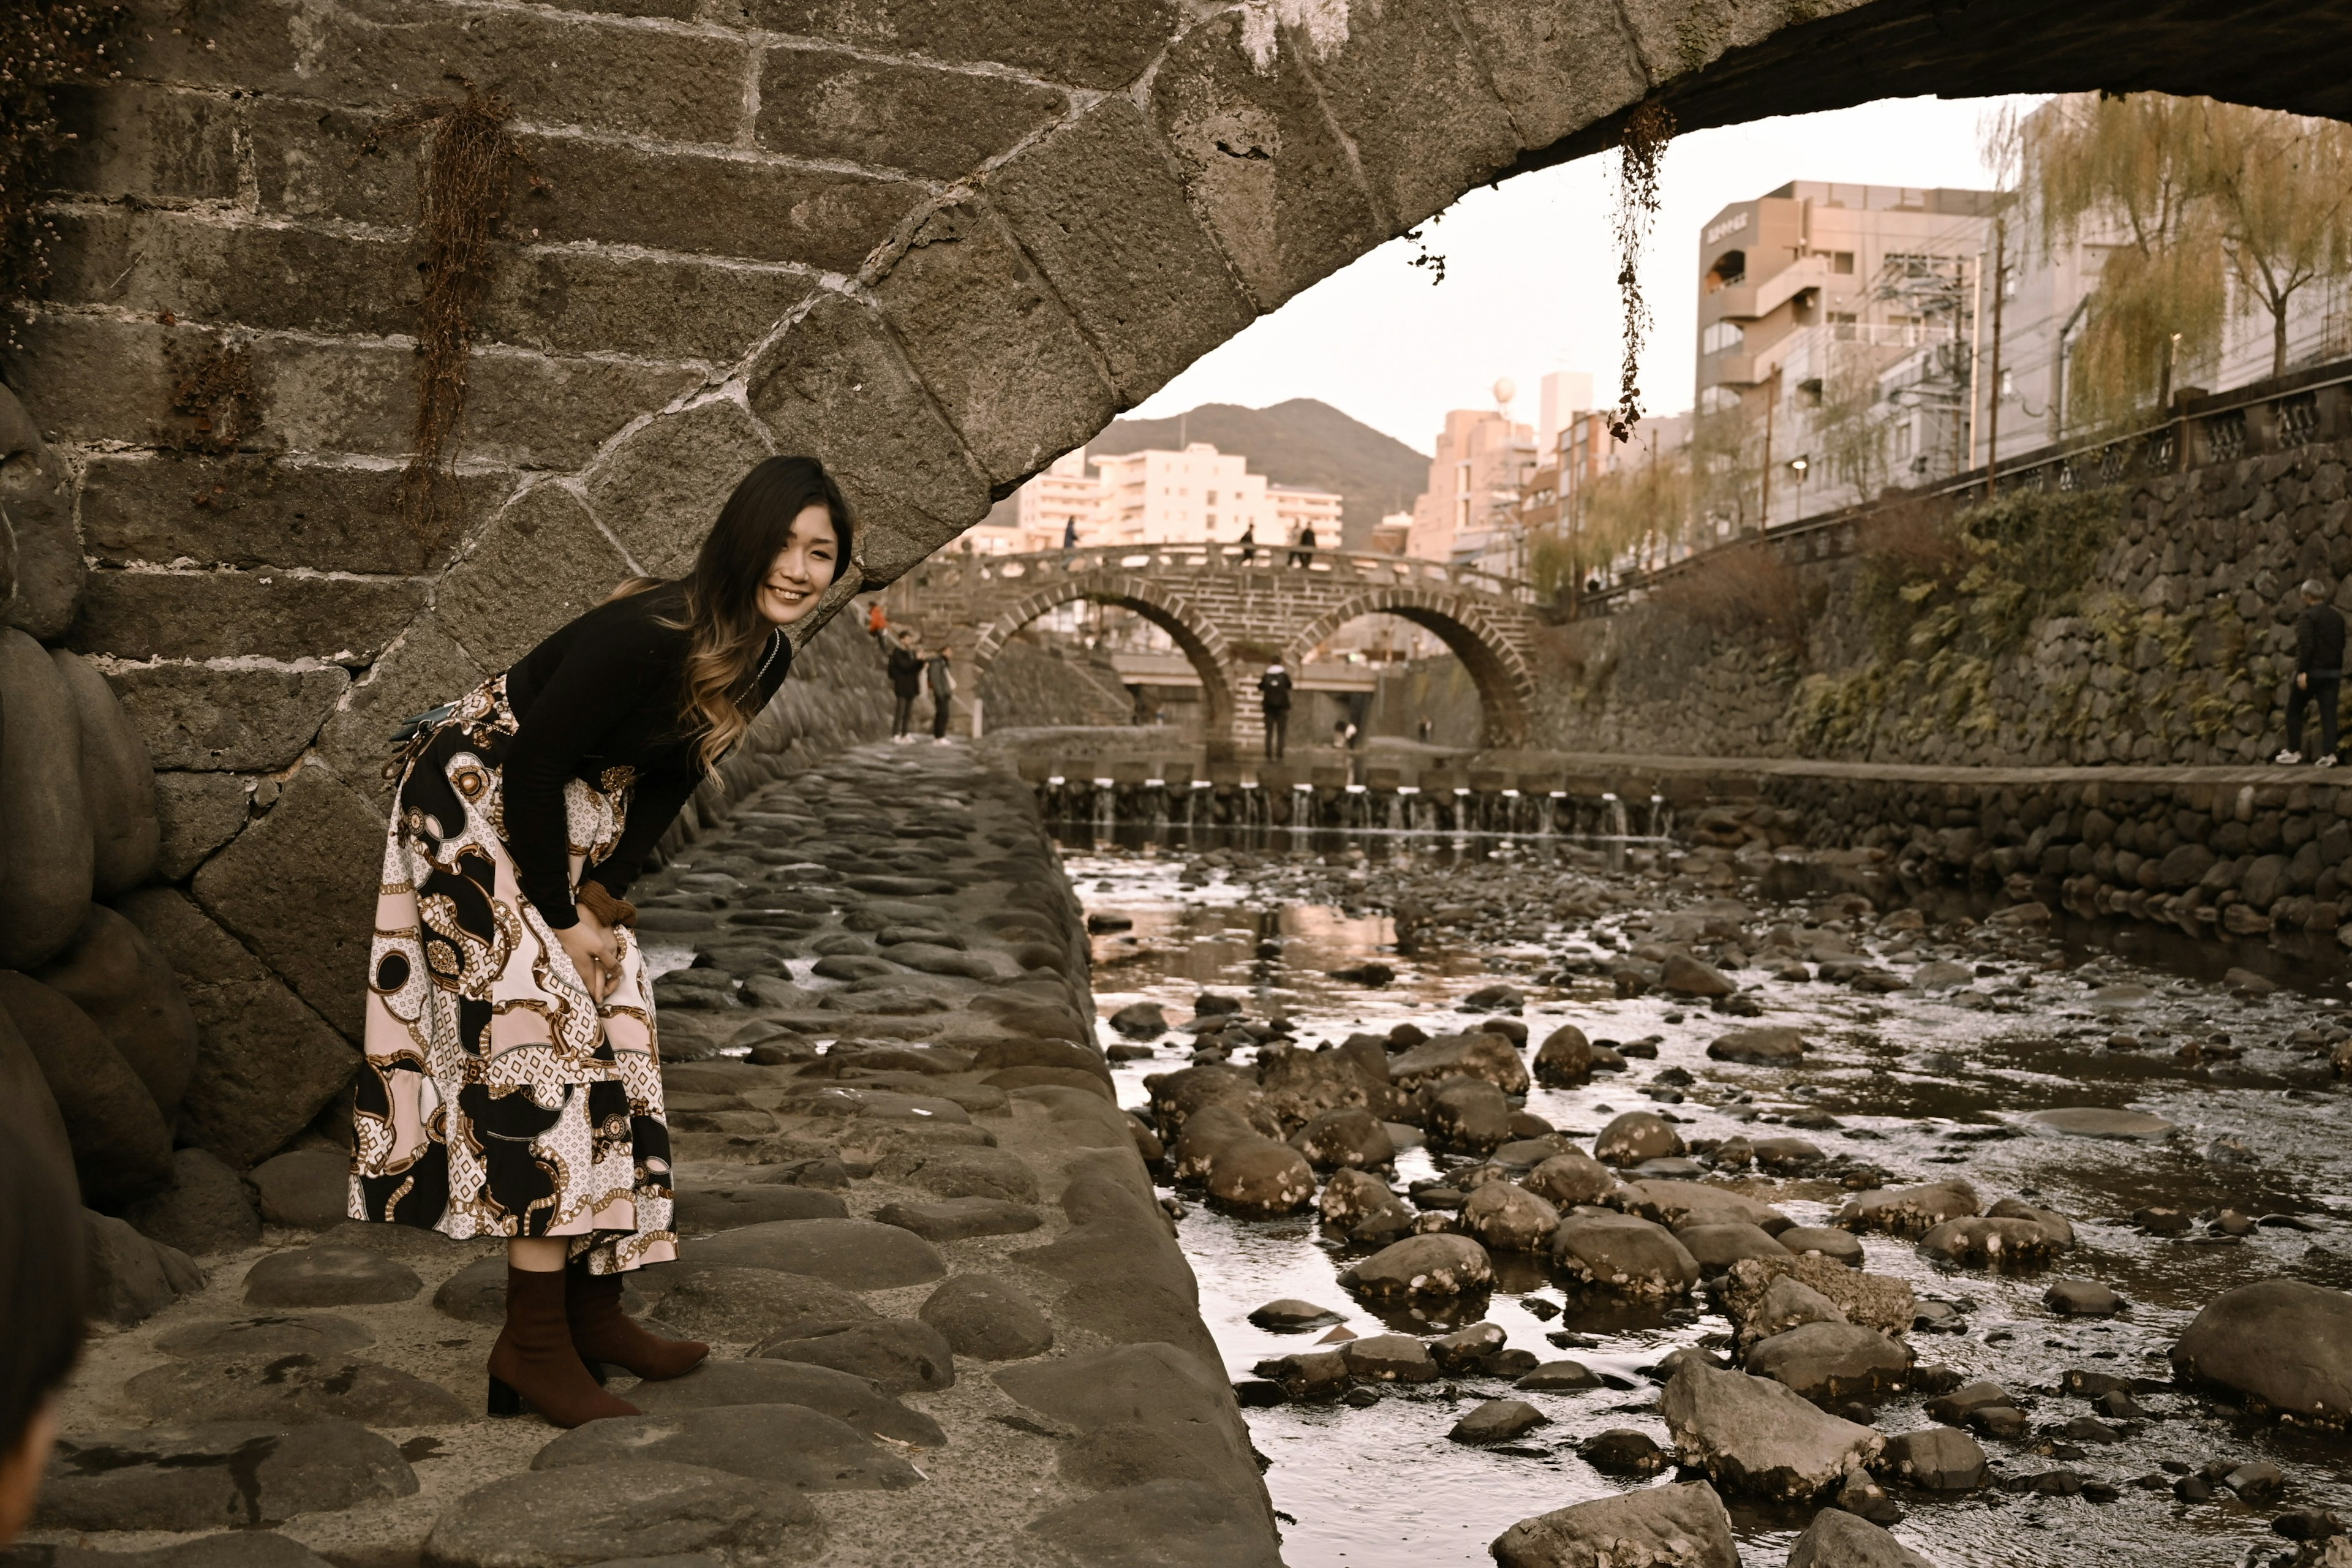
1319,1167,1411,1232
1521,1150,1617,1208
1744,1322,1913,1403
1706,1027,1805,1065
1787,1507,1932,1568
1675,1223,1791,1276
1388,1031,1529,1095
1450,1398,1548,1444
1460,1182,1560,1252
1290,1107,1393,1170
1491,1480,1737,1568
1660,1362,1882,1501
2024,1107,2177,1141
2171,1277,2352,1424
1422,1076,1514,1153
1877,1427,1989,1493
1551,1213,1698,1297
1532,1024,1594,1086
1918,1216,2065,1268
1594,1110,1684,1167
1206,1137,1316,1214
1836,1181,1978,1238
1341,1234,1494,1298
1660,954,1736,998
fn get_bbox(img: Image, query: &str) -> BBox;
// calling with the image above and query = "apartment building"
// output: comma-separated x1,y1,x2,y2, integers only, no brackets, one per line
1005,442,1341,551
1406,409,1537,564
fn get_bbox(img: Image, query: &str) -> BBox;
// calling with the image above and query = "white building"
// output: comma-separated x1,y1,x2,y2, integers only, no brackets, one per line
1006,442,1341,551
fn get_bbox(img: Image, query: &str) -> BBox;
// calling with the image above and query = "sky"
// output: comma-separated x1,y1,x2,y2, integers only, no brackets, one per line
1128,94,2048,456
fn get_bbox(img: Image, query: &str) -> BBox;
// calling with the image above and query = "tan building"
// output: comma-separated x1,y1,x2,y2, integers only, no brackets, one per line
1272,483,1343,546
1007,441,1341,551
1406,409,1536,564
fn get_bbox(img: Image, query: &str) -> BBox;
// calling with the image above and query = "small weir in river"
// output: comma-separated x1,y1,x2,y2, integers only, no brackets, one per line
1054,815,2352,1568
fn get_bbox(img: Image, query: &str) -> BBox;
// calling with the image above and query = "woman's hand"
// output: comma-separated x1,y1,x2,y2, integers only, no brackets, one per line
556,905,621,1002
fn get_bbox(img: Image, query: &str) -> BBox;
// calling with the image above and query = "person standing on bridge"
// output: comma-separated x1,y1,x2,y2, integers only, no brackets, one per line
1289,522,1317,568
1259,661,1294,760
350,455,852,1430
886,627,924,741
1237,521,1256,564
925,641,956,743
2278,577,2347,766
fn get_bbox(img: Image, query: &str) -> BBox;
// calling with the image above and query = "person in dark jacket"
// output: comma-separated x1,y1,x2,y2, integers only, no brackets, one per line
2280,578,2346,766
1257,662,1294,760
886,628,923,741
925,643,956,743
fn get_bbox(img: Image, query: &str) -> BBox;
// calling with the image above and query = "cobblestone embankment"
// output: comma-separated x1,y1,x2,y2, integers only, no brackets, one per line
12,742,1276,1568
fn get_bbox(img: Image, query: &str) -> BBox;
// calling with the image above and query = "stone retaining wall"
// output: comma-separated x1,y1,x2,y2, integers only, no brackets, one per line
21,741,1280,1568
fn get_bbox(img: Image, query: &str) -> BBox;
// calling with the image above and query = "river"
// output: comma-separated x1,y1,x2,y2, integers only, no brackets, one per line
1064,820,2352,1568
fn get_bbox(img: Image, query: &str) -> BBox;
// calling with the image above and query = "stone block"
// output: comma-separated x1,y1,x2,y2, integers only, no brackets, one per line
421,1461,821,1568
0,629,94,969
743,0,1179,90
45,81,241,202
36,1419,414,1534
988,96,1257,404
116,891,350,1167
46,207,415,337
754,45,1068,179
435,484,638,673
108,663,349,773
190,767,383,1042
55,651,163,895
867,195,1117,487
745,291,990,575
37,904,202,1118
153,771,254,880
1291,0,1523,230
475,246,814,365
584,398,776,579
246,99,420,225
0,971,172,1208
314,615,488,799
124,1147,263,1257
0,377,87,643
82,1209,206,1328
519,131,924,271
1,312,249,448
69,570,425,665
1450,0,1653,148
80,451,486,574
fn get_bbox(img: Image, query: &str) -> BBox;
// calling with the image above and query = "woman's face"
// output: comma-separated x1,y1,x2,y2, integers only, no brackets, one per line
760,503,840,627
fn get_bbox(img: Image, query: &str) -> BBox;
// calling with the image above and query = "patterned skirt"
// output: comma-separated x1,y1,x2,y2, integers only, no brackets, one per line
347,677,676,1273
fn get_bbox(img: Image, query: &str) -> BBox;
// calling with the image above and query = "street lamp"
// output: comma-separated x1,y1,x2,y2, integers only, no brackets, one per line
1789,454,1809,517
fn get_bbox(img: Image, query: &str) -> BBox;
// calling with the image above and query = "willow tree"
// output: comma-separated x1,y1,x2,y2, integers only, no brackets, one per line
2022,92,2226,429
2196,102,2352,379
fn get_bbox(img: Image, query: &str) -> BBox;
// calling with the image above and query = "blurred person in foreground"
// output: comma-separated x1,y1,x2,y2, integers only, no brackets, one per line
0,1115,88,1546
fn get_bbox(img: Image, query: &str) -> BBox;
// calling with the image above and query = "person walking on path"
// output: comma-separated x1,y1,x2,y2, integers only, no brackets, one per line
1258,662,1294,760
1237,522,1256,565
351,456,850,1430
925,642,956,743
2279,577,2347,766
886,627,924,741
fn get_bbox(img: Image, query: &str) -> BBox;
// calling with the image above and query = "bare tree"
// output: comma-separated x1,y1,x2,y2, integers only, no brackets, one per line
2195,102,2352,379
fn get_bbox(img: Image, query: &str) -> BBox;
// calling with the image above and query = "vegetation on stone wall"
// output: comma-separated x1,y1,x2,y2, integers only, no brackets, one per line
0,2,126,339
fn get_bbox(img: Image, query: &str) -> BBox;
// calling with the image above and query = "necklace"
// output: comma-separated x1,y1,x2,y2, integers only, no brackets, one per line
755,628,783,684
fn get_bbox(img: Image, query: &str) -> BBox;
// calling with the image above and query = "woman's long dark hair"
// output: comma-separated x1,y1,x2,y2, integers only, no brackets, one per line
667,456,853,769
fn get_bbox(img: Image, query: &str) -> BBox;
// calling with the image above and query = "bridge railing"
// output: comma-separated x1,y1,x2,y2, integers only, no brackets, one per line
899,543,1542,606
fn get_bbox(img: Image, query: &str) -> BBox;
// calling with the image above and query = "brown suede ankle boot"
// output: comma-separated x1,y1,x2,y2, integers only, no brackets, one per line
566,1259,708,1381
486,1265,639,1427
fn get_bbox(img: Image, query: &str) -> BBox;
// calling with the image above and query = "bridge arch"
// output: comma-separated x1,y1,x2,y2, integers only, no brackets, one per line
1282,588,1537,750
967,571,1240,749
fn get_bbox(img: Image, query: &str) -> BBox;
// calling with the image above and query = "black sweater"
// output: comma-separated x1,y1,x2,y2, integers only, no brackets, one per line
2297,603,2346,679
502,582,789,929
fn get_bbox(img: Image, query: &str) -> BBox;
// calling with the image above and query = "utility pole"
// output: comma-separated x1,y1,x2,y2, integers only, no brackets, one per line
1760,366,1781,529
1966,251,1984,477
1986,220,2006,494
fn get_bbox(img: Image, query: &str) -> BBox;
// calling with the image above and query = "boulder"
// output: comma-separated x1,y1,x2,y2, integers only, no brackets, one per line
251,1149,354,1231
1660,954,1736,998
1876,1426,1988,1492
1428,1322,1506,1372
684,1218,946,1289
124,1148,262,1256
0,627,92,969
1578,1428,1670,1479
1520,1150,1617,1208
1532,1023,1594,1085
0,998,72,1178
1777,1226,1864,1267
1551,1213,1698,1297
35,1420,415,1532
1677,1223,1792,1275
1289,1106,1393,1170
1660,1362,1882,1501
1108,1001,1167,1039
1616,1181,1790,1234
1026,1480,1281,1568
624,1359,944,1447
1246,1298,1342,1331
36,905,198,1117
1985,1197,2075,1248
1716,1257,1915,1346
872,1196,1039,1242
1490,1480,1738,1568
2023,1106,2177,1140
155,1315,373,1360
530,1402,921,1491
243,1244,420,1308
1171,1101,1261,1182
84,1209,205,1326
1835,1181,1978,1237
421,1461,821,1567
631,1265,875,1343
1787,1507,1932,1568
1744,1322,1913,1403
920,1273,1053,1360
994,1343,1264,1514
1917,1216,2064,1267
0,970,171,1208
1319,1167,1411,1232
1706,1027,1805,1065
1450,1398,1548,1444
752,1319,956,1394
2044,1279,2124,1316
1594,1110,1684,1167
124,1354,467,1427
2170,1277,2352,1423
676,1186,851,1231
1422,1076,1514,1152
1205,1137,1316,1214
1461,1182,1560,1252
1341,1334,1438,1384
55,651,160,896
1341,1234,1494,1298
1388,1031,1529,1095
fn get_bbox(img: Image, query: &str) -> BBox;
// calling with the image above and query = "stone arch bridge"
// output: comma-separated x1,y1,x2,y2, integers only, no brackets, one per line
883,544,1542,755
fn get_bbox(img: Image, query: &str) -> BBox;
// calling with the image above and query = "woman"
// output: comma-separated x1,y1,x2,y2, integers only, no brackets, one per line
349,456,851,1428
0,1107,85,1547
925,642,954,743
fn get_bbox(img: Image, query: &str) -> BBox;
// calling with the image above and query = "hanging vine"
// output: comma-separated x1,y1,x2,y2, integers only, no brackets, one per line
1607,100,1675,442
366,85,540,545
1,2,128,344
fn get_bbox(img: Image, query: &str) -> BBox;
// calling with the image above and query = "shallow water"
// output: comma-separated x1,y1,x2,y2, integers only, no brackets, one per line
1069,826,2352,1568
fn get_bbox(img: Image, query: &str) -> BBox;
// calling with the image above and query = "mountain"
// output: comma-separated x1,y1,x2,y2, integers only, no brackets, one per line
1088,399,1429,549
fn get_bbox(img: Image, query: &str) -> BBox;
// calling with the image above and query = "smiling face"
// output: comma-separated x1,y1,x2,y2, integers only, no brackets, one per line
758,503,840,627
